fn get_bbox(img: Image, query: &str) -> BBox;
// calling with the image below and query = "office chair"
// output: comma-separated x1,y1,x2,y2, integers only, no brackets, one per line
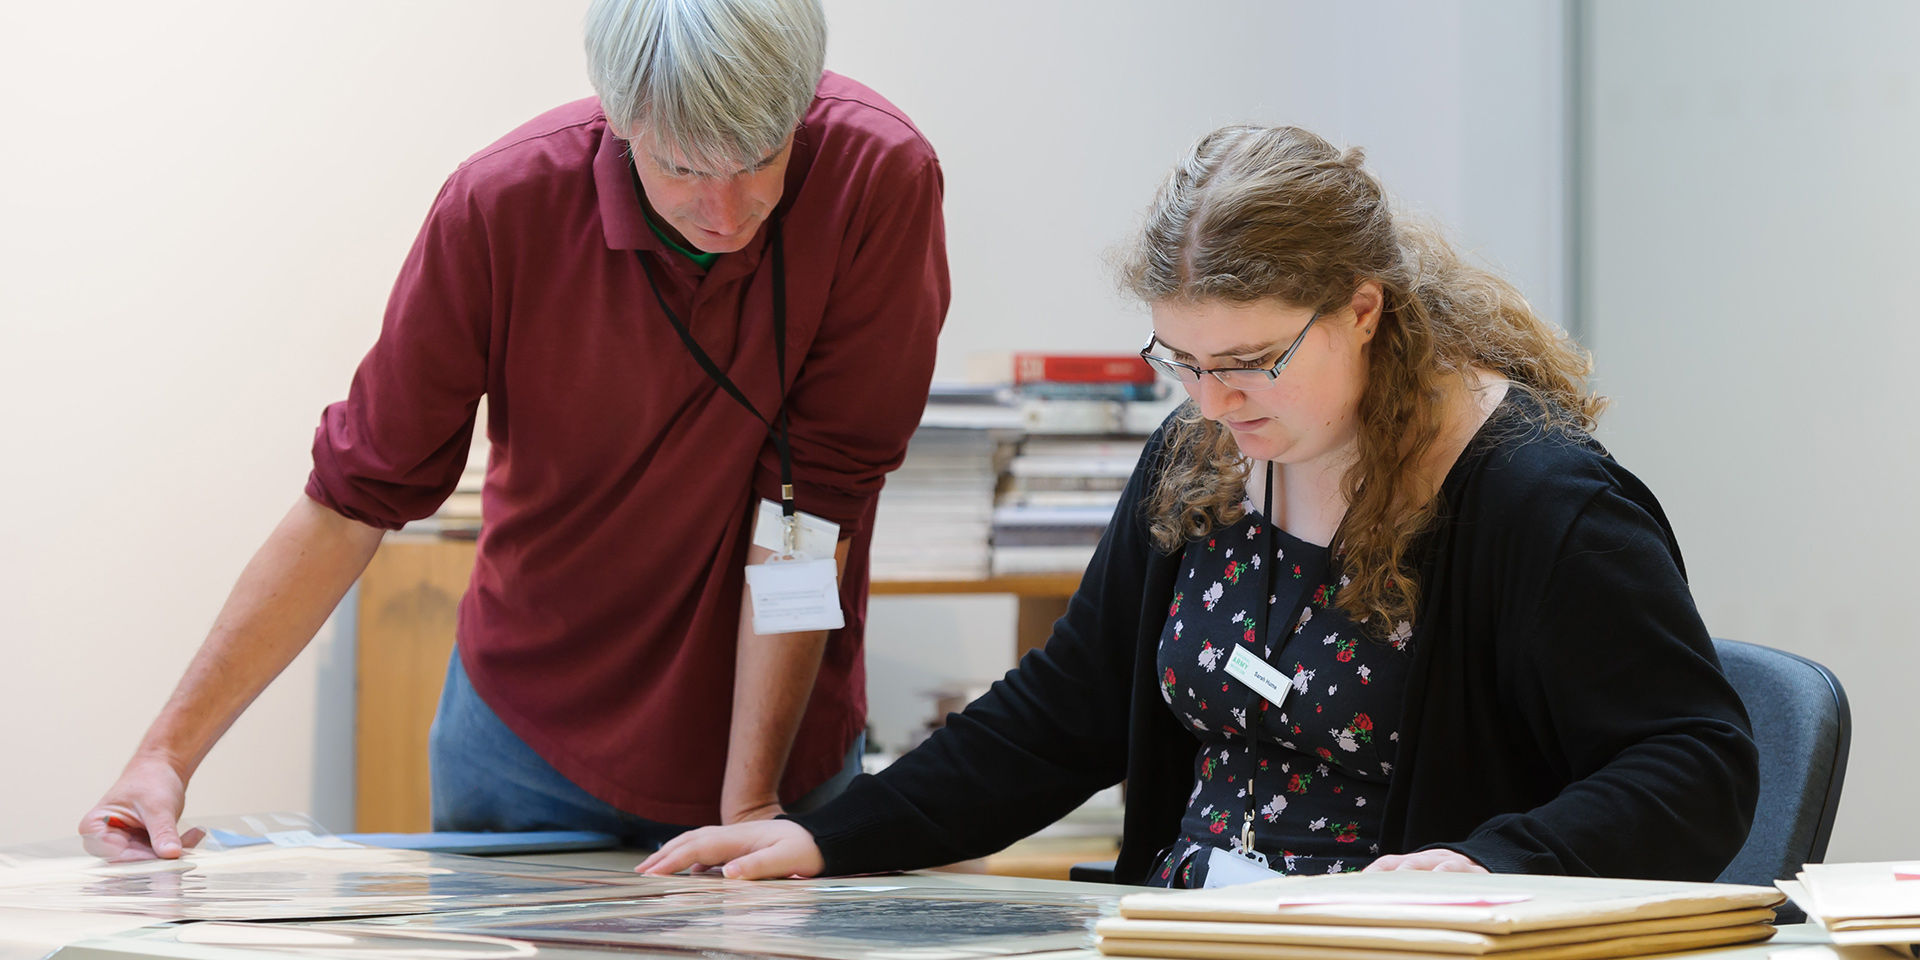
1711,638,1851,900
1070,638,1851,901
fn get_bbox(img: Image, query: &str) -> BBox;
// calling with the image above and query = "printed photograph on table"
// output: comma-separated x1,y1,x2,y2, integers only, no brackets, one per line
321,887,1120,960
0,845,685,921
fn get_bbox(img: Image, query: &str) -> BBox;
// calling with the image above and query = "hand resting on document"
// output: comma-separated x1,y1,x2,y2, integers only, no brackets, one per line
1364,849,1488,873
637,819,824,879
78,755,206,862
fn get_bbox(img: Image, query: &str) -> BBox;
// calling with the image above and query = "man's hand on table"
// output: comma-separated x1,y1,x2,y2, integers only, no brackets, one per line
637,819,824,880
78,754,205,862
1363,849,1489,873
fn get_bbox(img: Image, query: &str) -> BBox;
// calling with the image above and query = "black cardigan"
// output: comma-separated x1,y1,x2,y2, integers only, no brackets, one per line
794,401,1759,883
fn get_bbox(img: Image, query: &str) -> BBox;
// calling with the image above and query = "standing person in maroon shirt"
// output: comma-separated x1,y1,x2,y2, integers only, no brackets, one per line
78,0,947,859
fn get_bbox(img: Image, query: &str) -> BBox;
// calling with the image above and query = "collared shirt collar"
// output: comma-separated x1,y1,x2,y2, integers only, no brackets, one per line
592,118,815,282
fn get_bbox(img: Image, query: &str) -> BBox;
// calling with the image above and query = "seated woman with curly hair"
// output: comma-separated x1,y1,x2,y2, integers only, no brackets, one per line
639,124,1758,887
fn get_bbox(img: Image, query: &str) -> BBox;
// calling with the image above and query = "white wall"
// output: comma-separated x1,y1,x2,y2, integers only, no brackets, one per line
0,1,596,844
828,0,1571,380
1583,0,1920,862
0,2,1568,845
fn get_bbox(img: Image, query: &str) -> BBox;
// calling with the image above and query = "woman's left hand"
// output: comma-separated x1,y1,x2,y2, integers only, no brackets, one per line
1364,849,1488,873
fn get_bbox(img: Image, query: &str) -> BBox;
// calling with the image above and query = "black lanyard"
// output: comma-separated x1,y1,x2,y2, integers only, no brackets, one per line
625,156,797,522
1239,460,1280,855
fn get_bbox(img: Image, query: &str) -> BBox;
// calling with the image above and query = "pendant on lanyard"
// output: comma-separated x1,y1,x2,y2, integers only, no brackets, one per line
627,155,842,634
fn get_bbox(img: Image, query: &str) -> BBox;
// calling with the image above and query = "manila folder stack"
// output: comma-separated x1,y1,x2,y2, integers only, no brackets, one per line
1097,872,1784,960
1778,860,1920,946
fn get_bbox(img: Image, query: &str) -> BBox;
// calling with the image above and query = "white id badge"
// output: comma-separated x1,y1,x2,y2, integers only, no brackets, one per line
1224,644,1293,708
751,499,840,558
1202,845,1287,888
744,557,845,634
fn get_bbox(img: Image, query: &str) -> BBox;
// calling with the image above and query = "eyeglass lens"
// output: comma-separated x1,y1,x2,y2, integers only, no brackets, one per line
1144,356,1278,390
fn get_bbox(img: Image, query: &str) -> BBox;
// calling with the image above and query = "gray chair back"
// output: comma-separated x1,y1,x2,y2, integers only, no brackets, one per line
1712,638,1850,890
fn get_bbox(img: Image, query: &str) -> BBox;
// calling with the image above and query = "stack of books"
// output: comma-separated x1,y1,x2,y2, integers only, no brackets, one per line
1778,861,1920,949
1095,872,1783,960
869,426,1002,580
1012,352,1167,402
876,374,1178,581
965,352,1181,433
992,438,1144,576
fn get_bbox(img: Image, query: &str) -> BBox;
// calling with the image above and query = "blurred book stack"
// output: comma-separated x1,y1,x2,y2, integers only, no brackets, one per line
965,351,1180,435
993,437,1143,575
986,352,1160,576
869,406,1006,579
1012,352,1166,402
870,356,1181,580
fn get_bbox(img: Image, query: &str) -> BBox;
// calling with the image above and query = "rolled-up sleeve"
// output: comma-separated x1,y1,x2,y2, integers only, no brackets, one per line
305,176,492,529
753,150,948,536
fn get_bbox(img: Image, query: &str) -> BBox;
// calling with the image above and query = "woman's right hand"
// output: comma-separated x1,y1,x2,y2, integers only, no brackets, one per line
636,819,825,879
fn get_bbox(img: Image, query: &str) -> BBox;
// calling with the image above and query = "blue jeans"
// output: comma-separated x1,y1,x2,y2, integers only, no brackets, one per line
429,649,863,850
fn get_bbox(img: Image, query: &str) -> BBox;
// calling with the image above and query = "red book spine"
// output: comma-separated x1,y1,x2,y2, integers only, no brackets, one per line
1013,354,1155,384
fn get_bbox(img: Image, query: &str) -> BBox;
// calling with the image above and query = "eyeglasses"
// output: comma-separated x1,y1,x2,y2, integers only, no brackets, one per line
1138,312,1320,391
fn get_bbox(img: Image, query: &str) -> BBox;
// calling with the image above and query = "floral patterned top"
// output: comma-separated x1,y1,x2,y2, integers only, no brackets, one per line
1150,506,1413,887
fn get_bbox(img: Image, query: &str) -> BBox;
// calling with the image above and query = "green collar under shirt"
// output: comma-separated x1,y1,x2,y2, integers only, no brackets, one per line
645,213,721,269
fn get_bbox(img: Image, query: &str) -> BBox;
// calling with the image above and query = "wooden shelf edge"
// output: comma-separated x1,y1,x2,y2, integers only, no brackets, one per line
869,573,1082,598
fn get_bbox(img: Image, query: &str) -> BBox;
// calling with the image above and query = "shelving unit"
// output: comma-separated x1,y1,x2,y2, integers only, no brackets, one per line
871,573,1080,660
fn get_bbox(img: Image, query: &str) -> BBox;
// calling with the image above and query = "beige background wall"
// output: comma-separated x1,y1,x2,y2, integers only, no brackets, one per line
4,0,1897,866
0,0,600,842
1582,0,1920,863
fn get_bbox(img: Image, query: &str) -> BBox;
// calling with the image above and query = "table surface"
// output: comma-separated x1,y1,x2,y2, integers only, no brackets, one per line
505,852,1842,959
39,850,1836,960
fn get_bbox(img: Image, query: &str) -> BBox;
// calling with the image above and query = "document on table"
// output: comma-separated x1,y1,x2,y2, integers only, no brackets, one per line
42,885,1125,960
1115,873,1786,934
1780,864,1920,947
0,906,168,960
304,886,1121,960
0,845,693,921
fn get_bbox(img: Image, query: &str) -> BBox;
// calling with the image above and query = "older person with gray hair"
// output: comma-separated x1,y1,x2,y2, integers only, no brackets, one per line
81,0,947,857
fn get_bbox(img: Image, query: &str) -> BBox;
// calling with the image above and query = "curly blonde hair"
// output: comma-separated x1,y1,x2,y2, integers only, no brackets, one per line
1121,125,1604,634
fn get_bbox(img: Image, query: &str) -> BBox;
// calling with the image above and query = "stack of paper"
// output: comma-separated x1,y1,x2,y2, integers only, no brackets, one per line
1096,873,1784,960
992,438,1142,575
1779,861,1920,948
0,844,677,921
870,427,1003,580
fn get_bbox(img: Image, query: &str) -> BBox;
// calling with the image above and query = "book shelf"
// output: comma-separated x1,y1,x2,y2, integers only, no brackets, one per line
869,573,1079,595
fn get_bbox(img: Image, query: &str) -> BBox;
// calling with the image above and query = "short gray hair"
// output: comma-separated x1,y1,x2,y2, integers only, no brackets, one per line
585,0,826,171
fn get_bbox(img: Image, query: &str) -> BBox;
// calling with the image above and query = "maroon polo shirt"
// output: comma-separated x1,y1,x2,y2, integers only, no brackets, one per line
305,72,947,825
